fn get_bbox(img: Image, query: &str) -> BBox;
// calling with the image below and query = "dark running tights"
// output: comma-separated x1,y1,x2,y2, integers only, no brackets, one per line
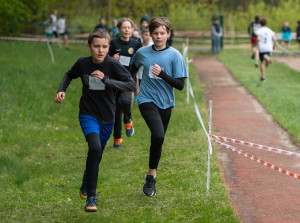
139,102,172,170
85,133,105,197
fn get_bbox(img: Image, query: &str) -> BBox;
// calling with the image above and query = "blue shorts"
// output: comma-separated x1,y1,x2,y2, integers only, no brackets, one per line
79,115,113,147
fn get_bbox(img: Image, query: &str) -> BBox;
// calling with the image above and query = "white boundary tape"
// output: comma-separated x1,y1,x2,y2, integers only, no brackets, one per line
212,138,300,180
210,134,300,158
182,37,212,193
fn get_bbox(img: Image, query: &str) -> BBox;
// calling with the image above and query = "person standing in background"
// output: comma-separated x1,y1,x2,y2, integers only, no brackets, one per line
95,18,107,31
211,19,223,54
297,20,300,51
281,21,292,52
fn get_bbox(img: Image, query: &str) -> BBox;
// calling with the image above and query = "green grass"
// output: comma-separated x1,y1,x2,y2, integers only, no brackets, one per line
0,41,238,223
217,48,300,143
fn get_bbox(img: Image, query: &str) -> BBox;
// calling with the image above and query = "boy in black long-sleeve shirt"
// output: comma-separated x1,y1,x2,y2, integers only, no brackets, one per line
55,29,136,212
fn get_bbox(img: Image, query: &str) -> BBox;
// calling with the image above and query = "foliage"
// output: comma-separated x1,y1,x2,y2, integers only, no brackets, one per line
1,0,300,34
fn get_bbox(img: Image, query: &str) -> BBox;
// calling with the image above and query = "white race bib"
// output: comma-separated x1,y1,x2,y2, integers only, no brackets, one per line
119,55,131,66
88,75,105,90
149,66,163,80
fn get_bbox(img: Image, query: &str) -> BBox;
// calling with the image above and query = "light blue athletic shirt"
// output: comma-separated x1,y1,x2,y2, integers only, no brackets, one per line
131,46,188,109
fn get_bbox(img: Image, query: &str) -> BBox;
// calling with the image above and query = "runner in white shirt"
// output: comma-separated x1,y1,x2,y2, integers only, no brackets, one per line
57,13,69,50
256,18,277,82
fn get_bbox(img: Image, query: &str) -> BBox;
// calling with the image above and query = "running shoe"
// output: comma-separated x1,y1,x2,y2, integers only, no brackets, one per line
113,138,123,149
85,196,98,212
124,120,134,137
143,174,156,197
251,53,255,59
260,77,266,82
80,170,87,199
255,61,259,68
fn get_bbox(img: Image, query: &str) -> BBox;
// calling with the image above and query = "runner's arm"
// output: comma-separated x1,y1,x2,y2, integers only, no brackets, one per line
102,76,136,92
158,70,185,90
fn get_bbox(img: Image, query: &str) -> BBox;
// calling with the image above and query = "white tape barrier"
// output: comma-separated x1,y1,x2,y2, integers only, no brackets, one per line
187,79,213,155
212,138,300,180
210,134,300,158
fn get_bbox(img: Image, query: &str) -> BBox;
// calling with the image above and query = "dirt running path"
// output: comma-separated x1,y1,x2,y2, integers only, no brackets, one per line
274,57,300,72
193,55,300,223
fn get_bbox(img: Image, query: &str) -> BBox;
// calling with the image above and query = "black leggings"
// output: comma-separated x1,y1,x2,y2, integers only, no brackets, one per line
85,133,105,197
139,102,172,169
113,91,132,138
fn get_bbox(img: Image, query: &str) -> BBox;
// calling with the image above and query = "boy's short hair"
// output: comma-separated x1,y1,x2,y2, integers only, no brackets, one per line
298,20,300,25
88,29,110,45
149,17,172,34
260,18,267,26
117,18,134,29
255,15,260,22
142,26,150,34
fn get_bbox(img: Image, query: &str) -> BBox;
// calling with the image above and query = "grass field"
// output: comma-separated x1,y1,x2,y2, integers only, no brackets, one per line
0,41,239,222
217,48,300,143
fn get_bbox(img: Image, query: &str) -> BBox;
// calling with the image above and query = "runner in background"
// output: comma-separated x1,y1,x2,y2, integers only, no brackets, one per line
54,29,136,212
109,18,141,148
281,21,292,52
135,26,153,105
256,18,277,82
57,13,70,50
43,16,55,41
131,17,187,197
248,15,261,67
50,9,58,41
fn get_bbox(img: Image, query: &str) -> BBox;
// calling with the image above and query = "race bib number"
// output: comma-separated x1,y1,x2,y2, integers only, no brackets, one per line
149,66,163,80
119,55,131,66
88,75,105,90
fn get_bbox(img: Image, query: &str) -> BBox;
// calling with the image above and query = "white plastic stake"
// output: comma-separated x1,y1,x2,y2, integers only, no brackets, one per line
46,40,55,64
206,100,213,194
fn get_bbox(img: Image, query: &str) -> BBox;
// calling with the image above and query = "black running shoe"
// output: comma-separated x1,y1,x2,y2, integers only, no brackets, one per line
80,170,87,199
260,77,266,82
251,54,255,59
143,174,156,197
85,196,98,212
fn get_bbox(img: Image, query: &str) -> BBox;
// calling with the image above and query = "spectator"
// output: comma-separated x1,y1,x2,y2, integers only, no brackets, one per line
281,21,292,51
211,19,223,54
95,18,107,31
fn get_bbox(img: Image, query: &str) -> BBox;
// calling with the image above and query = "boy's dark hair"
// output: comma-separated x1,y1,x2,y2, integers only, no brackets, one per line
255,15,260,22
260,18,267,26
298,20,300,25
149,17,172,34
61,13,65,17
142,26,150,34
117,18,134,29
88,29,110,45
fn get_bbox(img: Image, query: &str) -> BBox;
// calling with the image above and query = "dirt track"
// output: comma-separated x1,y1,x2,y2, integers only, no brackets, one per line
193,55,300,223
274,56,300,72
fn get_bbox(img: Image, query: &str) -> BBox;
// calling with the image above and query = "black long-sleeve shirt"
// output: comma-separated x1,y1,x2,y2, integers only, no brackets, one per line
109,37,141,76
57,55,136,124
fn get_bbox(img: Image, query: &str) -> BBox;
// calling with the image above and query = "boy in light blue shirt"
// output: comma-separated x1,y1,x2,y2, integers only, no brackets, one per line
131,17,187,197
